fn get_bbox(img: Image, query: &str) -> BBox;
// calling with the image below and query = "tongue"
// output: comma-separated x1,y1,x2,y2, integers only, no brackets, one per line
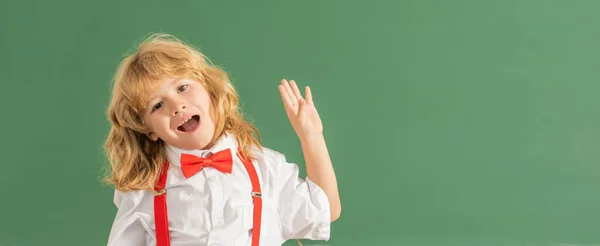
179,116,199,132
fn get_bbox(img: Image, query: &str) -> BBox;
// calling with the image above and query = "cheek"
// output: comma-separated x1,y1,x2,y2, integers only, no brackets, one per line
142,116,154,131
146,116,170,132
160,117,172,130
202,96,212,111
191,89,216,123
206,102,218,124
199,98,213,116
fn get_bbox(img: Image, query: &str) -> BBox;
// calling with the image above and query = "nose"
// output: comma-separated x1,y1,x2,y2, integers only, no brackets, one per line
172,104,187,116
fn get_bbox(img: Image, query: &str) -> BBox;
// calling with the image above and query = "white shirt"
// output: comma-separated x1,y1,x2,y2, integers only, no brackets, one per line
107,133,331,246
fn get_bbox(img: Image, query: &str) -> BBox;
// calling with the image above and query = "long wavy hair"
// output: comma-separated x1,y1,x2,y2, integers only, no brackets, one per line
103,33,261,192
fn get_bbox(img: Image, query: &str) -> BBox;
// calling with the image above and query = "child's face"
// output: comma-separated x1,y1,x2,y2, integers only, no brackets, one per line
143,76,215,150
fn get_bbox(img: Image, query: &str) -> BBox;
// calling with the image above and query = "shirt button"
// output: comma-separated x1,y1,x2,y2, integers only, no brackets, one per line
208,176,216,183
213,214,223,224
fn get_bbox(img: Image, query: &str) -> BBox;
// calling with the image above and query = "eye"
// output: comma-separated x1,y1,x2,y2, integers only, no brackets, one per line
177,84,188,92
151,101,163,113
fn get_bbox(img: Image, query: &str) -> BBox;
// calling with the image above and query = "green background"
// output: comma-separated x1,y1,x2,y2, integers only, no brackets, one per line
1,0,600,245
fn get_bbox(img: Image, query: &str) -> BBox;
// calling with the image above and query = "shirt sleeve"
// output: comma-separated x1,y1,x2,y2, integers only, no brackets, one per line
107,190,151,246
271,153,331,241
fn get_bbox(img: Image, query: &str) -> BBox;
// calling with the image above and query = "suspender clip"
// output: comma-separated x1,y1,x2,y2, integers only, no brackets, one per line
155,189,166,196
251,191,262,198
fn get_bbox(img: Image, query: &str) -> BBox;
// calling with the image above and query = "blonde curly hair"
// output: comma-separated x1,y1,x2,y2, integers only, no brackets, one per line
103,33,261,192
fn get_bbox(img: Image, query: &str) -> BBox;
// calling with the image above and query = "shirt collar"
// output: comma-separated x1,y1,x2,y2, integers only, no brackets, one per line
164,132,238,167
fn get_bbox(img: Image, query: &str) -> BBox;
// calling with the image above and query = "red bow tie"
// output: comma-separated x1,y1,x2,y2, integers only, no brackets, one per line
180,149,233,178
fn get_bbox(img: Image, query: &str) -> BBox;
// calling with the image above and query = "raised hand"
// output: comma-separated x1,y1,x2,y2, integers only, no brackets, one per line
277,79,323,141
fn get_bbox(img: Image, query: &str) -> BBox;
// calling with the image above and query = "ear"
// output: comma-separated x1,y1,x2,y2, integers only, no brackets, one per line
148,132,159,141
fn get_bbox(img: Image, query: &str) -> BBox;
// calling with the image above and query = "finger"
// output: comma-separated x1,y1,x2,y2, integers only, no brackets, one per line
278,84,295,111
289,80,304,100
282,79,297,105
296,97,306,116
281,79,296,105
305,86,313,105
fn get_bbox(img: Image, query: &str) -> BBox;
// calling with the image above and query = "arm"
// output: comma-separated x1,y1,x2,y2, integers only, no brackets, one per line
107,190,149,246
300,134,340,222
278,79,341,222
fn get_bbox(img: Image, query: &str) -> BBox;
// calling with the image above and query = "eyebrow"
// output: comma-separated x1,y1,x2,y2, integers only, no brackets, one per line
170,77,184,85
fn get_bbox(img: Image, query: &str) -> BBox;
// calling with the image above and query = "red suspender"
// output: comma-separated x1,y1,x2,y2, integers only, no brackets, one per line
153,148,262,246
237,150,263,246
153,160,171,246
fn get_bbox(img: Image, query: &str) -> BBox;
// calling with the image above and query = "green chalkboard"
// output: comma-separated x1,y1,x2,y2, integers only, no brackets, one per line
1,0,600,245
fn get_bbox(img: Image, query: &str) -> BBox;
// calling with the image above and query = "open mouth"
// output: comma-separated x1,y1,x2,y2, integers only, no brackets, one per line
177,115,200,133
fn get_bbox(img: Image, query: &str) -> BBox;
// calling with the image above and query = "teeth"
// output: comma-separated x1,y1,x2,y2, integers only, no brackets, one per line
178,116,194,127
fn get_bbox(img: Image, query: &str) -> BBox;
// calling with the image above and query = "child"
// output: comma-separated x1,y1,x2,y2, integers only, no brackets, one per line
103,33,341,246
